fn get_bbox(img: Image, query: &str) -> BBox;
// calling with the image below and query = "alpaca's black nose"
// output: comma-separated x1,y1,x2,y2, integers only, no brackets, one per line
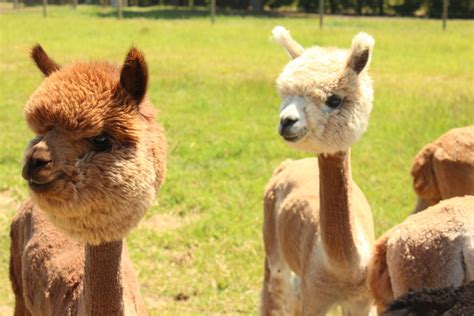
22,145,53,183
279,117,298,136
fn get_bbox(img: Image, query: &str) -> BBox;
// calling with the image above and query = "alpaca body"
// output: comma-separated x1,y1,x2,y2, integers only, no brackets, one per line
10,202,146,316
382,281,474,316
10,46,166,315
369,196,474,312
411,126,474,213
262,158,374,315
261,27,376,315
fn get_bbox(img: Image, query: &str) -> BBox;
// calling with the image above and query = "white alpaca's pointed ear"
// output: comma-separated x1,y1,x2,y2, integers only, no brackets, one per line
346,32,374,74
272,26,305,59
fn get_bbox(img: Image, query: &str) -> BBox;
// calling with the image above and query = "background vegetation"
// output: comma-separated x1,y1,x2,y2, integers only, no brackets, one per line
5,0,474,18
0,5,473,315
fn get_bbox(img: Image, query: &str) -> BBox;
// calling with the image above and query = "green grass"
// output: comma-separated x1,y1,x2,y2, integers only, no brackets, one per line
1,5,473,315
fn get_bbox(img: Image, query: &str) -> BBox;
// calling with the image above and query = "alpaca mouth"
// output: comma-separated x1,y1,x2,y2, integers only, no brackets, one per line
282,129,308,143
27,173,65,193
28,179,57,193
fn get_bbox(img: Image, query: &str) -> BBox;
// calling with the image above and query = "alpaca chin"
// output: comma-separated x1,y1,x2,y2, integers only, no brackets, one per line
30,153,157,244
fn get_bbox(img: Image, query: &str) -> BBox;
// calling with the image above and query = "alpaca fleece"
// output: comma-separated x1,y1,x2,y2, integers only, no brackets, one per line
261,28,376,315
369,196,474,312
10,201,147,315
382,281,474,316
411,126,474,213
275,32,374,154
24,60,166,244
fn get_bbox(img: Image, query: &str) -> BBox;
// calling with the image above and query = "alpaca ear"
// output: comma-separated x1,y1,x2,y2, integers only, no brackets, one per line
31,45,61,76
346,32,374,74
410,143,441,202
120,47,148,105
272,26,305,59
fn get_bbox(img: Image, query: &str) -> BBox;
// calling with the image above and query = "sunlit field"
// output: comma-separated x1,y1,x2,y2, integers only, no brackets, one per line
0,5,473,315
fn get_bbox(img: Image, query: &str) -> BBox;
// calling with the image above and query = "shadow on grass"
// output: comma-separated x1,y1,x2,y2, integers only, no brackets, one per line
95,7,288,20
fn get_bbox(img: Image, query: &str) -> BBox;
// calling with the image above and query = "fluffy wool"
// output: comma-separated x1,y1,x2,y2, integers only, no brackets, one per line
23,53,166,244
382,281,474,315
411,126,474,213
275,27,374,154
10,45,167,315
368,196,474,313
261,28,376,315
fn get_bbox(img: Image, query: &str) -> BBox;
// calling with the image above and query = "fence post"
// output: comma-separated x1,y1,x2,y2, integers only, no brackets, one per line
42,0,47,17
210,0,216,24
117,0,123,19
442,0,448,30
319,0,324,29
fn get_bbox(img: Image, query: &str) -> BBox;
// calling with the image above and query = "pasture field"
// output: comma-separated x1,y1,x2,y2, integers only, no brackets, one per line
0,5,473,315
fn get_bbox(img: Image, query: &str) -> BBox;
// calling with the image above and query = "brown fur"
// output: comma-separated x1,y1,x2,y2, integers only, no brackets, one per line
411,126,474,213
10,45,167,315
368,196,474,313
261,28,376,315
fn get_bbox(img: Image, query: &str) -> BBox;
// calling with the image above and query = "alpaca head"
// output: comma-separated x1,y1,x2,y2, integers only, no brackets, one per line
273,26,374,154
22,45,167,245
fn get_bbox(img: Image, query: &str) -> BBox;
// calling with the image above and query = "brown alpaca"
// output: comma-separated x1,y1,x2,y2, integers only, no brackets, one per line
261,27,375,315
410,126,474,213
368,196,474,314
10,45,167,315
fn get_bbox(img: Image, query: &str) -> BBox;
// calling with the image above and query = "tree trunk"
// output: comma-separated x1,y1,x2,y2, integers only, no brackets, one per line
250,0,263,12
329,0,337,14
356,0,363,15
72,0,77,10
378,0,384,16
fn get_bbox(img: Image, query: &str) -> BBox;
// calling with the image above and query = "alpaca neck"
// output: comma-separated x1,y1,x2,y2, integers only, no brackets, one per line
318,150,359,267
84,240,125,315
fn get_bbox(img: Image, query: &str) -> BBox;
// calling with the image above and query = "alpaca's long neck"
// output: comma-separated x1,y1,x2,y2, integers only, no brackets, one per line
318,151,359,267
84,240,125,315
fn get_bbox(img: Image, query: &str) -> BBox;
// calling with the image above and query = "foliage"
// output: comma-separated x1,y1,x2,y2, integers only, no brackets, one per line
0,5,473,315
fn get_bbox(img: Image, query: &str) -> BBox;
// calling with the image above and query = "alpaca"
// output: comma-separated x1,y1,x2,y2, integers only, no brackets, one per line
368,196,474,314
381,281,474,316
10,45,167,315
260,27,376,315
410,126,474,213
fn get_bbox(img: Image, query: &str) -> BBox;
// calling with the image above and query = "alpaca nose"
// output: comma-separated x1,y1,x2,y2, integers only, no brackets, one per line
22,146,53,183
279,117,298,136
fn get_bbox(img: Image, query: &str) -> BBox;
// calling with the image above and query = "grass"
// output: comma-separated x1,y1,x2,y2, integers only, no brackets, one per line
1,5,473,315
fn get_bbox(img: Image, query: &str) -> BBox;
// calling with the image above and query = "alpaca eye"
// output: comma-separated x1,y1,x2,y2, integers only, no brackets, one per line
89,134,112,151
326,95,343,109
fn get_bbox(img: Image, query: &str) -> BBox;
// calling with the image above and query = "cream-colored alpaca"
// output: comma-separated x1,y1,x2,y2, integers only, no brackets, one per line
410,126,474,213
368,196,474,313
10,45,167,315
261,27,375,315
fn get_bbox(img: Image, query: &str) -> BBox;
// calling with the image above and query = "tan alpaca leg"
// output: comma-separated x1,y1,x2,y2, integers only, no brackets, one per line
300,291,331,316
261,257,301,316
341,298,374,316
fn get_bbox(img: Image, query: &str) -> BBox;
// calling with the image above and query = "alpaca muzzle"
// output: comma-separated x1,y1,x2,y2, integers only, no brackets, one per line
22,145,55,190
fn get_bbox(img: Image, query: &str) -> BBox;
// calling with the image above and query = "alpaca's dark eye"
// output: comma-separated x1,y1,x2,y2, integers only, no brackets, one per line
89,134,112,151
326,95,343,109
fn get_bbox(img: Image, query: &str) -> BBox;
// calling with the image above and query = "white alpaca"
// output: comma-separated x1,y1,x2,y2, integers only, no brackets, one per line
261,27,376,315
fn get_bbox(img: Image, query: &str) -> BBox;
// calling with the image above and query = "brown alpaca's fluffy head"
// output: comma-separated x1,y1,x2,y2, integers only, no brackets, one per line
273,27,374,154
22,45,167,244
